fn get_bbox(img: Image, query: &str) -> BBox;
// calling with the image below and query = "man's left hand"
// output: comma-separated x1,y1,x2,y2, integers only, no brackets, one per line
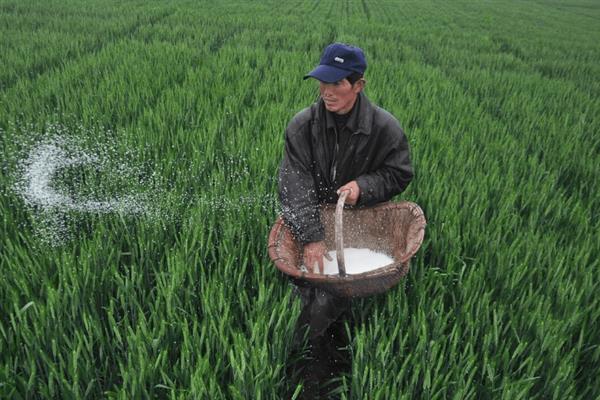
337,181,361,205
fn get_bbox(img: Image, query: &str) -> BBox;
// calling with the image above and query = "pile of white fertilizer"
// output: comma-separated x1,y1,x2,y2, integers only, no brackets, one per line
321,248,394,275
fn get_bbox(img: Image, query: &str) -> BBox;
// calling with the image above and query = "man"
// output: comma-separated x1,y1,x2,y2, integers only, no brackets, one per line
279,43,413,396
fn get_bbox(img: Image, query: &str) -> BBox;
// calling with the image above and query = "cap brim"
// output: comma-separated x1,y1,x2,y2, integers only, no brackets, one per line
303,64,352,83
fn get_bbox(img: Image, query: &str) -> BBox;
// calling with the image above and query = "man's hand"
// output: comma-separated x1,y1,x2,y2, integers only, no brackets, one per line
337,180,361,205
303,241,333,274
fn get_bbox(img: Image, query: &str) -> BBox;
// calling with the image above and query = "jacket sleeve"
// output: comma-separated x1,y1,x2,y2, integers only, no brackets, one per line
278,116,324,244
355,117,413,207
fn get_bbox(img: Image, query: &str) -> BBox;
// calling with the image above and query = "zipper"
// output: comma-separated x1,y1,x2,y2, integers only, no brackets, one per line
331,128,339,182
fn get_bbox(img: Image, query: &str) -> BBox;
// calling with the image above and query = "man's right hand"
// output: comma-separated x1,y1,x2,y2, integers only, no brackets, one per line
303,241,333,274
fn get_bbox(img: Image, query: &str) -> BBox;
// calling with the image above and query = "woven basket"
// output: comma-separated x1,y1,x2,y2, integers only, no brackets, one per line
268,196,426,298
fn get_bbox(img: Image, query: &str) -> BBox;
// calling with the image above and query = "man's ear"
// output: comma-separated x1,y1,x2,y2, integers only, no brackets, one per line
353,79,366,93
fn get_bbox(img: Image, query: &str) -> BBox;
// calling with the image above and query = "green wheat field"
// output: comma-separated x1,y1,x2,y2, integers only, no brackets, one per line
1,0,599,398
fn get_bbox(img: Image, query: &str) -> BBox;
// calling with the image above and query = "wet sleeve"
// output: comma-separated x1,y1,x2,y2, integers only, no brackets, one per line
355,119,413,207
278,118,324,244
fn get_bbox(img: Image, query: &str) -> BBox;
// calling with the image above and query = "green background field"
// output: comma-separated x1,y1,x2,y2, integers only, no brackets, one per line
1,0,599,398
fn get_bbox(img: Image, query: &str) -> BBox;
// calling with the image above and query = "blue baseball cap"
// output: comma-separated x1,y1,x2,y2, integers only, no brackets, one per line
304,43,367,83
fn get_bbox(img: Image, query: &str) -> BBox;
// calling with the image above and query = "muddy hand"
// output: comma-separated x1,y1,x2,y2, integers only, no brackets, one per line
303,241,332,274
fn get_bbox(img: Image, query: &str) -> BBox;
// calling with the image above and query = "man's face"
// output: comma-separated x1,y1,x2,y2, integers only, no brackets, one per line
319,78,363,115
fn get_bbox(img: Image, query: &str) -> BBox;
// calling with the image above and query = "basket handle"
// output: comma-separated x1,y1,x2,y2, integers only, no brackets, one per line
335,189,349,276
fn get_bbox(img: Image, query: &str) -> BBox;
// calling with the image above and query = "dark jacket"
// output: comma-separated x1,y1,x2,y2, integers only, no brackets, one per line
278,92,413,244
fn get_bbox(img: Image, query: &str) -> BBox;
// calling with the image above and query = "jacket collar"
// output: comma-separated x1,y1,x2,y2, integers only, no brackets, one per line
319,92,373,135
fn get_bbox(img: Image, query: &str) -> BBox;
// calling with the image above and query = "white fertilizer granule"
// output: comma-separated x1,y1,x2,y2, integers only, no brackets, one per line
321,248,394,275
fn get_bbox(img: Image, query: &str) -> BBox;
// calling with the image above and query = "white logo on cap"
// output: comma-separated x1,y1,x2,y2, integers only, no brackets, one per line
334,57,344,63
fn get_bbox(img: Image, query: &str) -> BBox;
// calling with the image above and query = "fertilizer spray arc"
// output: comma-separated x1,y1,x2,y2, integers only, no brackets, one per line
15,135,275,245
21,140,147,214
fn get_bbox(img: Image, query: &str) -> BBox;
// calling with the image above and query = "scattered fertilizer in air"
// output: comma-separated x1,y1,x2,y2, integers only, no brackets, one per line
7,124,277,246
19,139,146,214
11,131,162,246
321,248,394,275
196,192,278,214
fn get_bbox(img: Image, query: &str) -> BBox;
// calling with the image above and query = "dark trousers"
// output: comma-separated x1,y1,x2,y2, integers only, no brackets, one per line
287,284,352,399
